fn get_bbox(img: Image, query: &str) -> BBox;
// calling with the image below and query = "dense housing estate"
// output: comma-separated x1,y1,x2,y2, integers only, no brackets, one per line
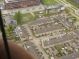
5,0,40,9
1,0,79,59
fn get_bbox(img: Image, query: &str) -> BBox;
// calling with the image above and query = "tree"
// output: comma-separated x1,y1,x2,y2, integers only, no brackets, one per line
6,24,16,40
13,11,23,25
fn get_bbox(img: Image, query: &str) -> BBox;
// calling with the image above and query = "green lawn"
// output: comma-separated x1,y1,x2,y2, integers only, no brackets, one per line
22,13,38,23
13,12,38,25
41,0,57,5
66,0,79,8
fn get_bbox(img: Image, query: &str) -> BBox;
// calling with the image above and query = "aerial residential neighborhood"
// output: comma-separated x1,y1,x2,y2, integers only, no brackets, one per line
0,0,79,59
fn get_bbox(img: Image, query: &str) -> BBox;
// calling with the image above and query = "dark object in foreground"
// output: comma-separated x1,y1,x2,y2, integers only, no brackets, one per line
0,9,11,59
0,40,35,59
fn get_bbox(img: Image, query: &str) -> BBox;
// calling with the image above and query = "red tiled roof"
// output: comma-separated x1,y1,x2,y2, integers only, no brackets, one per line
5,0,40,10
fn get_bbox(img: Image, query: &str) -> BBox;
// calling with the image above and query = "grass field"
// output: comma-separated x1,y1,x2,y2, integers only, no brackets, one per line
22,13,38,24
41,0,57,5
66,0,79,8
13,11,38,25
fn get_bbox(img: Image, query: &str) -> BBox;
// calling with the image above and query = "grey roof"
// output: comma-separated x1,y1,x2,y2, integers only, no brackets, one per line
43,33,77,47
34,22,64,34
58,52,79,59
29,17,65,34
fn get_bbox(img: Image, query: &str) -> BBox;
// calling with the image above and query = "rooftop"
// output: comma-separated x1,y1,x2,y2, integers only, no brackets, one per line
42,32,77,48
5,0,40,9
29,16,65,35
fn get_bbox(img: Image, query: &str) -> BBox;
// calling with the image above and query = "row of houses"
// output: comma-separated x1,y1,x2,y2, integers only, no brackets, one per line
4,0,41,10
28,13,70,38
